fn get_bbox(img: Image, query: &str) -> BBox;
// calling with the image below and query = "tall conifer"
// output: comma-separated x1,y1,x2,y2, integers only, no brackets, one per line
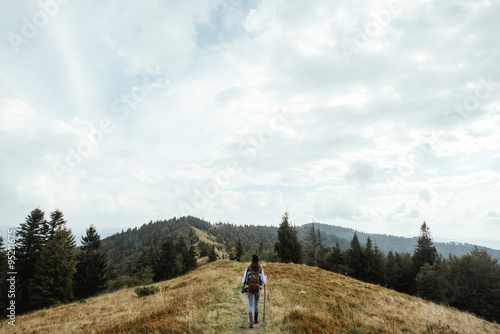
30,228,77,308
155,237,176,280
186,230,198,271
208,245,217,262
16,208,49,313
305,224,318,267
235,238,243,262
0,237,8,316
411,221,438,292
347,232,365,280
274,211,303,263
413,222,438,270
74,225,108,299
47,209,67,240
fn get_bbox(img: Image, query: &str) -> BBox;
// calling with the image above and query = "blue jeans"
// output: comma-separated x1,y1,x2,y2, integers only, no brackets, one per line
247,290,261,313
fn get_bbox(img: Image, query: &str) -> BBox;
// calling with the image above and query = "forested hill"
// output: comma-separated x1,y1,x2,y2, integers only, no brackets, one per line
101,216,499,282
300,222,500,260
100,216,278,279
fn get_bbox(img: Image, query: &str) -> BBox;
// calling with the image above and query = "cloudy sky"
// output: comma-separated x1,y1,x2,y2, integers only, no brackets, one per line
1,0,499,248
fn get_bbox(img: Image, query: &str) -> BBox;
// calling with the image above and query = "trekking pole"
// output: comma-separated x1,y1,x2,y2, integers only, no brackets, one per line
263,284,266,322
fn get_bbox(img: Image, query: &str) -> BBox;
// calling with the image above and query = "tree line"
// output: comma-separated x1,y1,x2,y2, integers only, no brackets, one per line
3,209,499,323
0,209,204,316
274,211,500,323
129,230,197,285
0,208,108,315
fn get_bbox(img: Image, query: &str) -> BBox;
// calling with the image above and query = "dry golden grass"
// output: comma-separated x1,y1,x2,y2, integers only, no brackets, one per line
3,261,499,333
2,261,244,333
191,226,228,259
262,263,500,334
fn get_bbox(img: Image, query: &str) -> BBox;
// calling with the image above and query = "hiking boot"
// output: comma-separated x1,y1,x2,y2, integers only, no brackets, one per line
254,312,259,324
249,313,253,328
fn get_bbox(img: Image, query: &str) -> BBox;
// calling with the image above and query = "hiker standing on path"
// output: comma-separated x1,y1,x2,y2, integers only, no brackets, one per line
242,254,267,329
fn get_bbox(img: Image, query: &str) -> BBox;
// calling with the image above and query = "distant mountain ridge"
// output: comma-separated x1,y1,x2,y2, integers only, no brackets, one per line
98,217,499,279
301,222,500,260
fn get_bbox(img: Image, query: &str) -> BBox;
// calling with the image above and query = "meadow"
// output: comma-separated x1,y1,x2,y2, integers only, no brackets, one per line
3,260,499,333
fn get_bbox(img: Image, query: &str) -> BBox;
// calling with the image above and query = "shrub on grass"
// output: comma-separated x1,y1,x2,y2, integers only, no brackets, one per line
134,285,160,297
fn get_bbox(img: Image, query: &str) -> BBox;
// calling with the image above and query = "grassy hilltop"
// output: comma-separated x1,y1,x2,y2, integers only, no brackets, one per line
4,261,500,334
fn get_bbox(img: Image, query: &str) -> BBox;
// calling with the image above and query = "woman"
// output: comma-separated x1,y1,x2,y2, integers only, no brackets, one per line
242,254,267,328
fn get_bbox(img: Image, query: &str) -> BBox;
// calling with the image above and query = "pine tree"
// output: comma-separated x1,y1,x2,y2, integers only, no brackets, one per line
393,252,414,294
274,211,303,264
416,257,446,302
258,241,264,256
385,251,396,288
139,266,154,285
155,237,176,280
135,247,156,275
372,243,385,284
74,225,108,299
347,232,365,280
16,208,49,313
412,221,438,293
186,231,198,271
328,241,345,274
275,211,293,263
175,236,190,274
305,224,318,267
30,228,77,308
316,229,328,270
364,237,375,283
0,236,8,317
208,245,217,262
235,238,243,262
48,209,67,240
291,223,303,264
413,222,438,269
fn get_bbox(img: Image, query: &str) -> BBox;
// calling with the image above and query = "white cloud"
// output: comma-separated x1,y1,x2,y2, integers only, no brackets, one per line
345,160,379,185
315,197,365,221
1,0,499,248
486,210,500,218
418,188,432,203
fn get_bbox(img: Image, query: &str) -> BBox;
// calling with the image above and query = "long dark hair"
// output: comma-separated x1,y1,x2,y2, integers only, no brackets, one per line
250,254,260,268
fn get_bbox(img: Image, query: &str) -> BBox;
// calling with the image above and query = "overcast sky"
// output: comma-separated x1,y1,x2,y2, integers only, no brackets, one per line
1,0,499,249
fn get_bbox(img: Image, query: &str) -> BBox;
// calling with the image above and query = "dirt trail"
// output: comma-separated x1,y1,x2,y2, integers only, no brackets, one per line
239,291,262,333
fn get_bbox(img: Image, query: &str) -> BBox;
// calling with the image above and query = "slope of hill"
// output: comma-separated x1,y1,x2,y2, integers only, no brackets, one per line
191,226,228,259
101,216,212,277
6,261,500,333
100,216,279,279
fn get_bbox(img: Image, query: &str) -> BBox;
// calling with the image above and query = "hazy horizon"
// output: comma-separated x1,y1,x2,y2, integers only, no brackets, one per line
4,216,499,251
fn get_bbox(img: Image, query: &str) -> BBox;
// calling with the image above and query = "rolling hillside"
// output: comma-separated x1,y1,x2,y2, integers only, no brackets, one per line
5,261,500,333
99,217,499,280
